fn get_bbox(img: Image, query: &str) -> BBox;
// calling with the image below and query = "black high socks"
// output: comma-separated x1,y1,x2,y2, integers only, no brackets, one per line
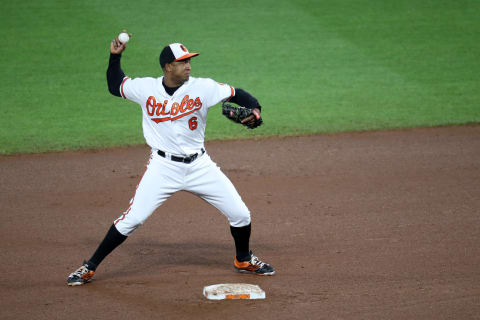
230,223,251,262
87,224,127,270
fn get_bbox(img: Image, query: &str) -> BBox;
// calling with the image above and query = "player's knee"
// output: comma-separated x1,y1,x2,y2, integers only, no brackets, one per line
114,215,143,236
229,212,251,228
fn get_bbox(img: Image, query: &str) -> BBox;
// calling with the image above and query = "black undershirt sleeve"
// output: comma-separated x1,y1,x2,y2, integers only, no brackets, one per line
229,88,262,112
106,53,126,97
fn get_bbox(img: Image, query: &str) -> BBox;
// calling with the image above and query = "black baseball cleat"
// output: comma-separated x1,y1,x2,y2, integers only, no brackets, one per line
67,261,96,286
234,251,275,276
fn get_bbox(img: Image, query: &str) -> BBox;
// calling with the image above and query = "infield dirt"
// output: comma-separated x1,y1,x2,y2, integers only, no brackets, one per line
1,126,479,319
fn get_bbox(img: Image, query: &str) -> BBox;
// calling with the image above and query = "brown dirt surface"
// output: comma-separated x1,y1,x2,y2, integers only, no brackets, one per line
1,126,479,320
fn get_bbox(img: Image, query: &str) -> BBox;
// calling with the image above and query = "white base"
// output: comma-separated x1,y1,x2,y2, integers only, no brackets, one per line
203,283,266,300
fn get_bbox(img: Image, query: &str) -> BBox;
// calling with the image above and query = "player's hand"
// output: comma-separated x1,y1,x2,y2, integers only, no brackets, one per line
110,30,132,54
240,108,261,127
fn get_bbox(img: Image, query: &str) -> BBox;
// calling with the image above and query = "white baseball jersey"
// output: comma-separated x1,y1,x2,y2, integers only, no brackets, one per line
113,74,250,236
120,76,234,155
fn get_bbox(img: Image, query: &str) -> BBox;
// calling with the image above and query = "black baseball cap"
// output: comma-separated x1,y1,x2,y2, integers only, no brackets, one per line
159,43,199,68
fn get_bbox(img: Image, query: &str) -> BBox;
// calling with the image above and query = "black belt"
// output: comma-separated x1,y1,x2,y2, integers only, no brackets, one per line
157,148,205,164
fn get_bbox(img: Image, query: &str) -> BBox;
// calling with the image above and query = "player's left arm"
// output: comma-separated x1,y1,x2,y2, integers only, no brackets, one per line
229,88,262,127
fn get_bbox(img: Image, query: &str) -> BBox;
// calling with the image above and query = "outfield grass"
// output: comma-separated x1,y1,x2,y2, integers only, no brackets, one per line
1,0,479,154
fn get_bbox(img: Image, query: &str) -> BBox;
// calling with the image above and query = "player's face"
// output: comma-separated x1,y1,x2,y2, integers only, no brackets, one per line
169,59,191,85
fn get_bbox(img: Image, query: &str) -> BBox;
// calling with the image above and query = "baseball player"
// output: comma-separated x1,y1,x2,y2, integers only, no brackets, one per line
67,32,274,286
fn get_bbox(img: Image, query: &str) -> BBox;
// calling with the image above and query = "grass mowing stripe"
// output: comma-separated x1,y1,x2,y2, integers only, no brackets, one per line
0,0,479,154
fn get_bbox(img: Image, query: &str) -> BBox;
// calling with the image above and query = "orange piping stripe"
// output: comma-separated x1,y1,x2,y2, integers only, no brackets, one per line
114,207,131,225
120,77,129,99
114,153,152,225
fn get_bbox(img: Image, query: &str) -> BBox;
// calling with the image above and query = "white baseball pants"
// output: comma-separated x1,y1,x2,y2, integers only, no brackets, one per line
114,151,251,236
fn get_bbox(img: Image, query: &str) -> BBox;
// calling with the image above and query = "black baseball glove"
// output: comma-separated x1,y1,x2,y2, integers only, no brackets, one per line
222,102,263,129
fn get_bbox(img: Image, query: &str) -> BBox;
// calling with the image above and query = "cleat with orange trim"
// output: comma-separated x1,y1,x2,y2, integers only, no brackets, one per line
234,251,275,276
67,261,96,286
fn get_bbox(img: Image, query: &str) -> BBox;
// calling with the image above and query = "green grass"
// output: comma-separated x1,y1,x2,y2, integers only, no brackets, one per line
1,0,479,154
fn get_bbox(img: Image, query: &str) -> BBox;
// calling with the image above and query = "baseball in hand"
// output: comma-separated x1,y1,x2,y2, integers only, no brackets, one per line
118,32,130,43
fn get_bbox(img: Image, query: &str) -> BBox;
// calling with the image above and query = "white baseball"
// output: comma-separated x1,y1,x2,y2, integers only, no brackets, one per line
118,32,130,43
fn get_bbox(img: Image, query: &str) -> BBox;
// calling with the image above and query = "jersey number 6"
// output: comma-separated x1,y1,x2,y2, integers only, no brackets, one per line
189,117,198,130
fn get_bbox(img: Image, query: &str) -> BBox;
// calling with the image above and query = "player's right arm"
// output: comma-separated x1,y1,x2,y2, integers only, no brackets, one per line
106,32,153,105
106,53,125,97
106,32,130,97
